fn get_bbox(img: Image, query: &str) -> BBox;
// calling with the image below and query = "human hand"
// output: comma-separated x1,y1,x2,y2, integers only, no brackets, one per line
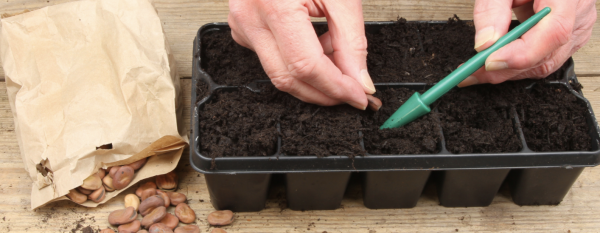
458,0,597,87
228,0,375,110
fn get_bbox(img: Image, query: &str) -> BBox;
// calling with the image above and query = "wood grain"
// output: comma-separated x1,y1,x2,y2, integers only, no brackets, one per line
0,77,598,232
0,0,600,78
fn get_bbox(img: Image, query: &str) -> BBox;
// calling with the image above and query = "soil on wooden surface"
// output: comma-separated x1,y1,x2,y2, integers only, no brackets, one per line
361,87,441,154
198,88,284,160
519,84,592,152
435,83,524,153
366,16,477,83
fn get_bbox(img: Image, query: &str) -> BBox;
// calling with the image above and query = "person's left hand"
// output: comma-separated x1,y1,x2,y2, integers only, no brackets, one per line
458,0,597,87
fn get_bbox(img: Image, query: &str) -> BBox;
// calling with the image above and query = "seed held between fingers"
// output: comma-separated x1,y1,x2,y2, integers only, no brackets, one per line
366,95,382,111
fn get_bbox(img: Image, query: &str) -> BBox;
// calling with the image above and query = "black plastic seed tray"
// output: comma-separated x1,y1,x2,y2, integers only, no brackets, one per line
190,21,600,211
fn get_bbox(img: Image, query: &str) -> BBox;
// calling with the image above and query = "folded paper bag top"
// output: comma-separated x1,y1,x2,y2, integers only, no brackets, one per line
0,0,188,209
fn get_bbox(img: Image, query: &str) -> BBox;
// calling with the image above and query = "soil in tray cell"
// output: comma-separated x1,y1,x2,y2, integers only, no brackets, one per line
361,87,441,154
201,26,329,86
367,16,477,83
435,83,523,154
519,84,592,152
201,30,269,86
198,88,284,159
277,92,365,158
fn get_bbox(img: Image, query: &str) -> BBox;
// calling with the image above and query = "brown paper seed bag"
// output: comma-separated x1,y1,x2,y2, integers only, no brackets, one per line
0,0,188,209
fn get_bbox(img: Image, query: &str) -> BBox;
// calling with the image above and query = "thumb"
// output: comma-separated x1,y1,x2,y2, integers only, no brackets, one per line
472,0,514,52
319,0,375,94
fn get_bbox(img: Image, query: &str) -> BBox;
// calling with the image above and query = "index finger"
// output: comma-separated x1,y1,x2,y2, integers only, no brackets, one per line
261,3,368,109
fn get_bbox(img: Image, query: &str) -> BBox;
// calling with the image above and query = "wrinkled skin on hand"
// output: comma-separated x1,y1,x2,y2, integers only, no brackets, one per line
228,0,376,110
459,0,597,87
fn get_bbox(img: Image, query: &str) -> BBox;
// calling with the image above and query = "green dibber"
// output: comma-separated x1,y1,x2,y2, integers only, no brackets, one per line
380,7,551,129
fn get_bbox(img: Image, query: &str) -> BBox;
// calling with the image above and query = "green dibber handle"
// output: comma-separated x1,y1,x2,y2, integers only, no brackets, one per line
380,7,551,129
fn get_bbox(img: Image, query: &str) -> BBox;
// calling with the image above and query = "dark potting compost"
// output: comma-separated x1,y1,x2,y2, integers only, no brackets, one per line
362,87,441,154
519,84,592,152
199,88,282,159
436,83,523,154
366,16,476,83
191,20,600,212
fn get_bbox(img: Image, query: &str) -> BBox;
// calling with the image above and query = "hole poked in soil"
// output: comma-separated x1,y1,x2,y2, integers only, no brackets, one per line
519,84,592,152
361,87,441,154
435,83,524,154
198,88,283,160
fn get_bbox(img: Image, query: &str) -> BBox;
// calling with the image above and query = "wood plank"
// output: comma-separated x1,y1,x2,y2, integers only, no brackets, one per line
1,0,600,78
0,77,599,232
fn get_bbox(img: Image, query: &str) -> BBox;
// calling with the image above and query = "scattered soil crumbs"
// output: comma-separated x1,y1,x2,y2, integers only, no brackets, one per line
278,91,365,157
519,84,592,152
199,88,284,161
436,83,523,153
201,29,268,86
361,87,441,154
366,16,477,83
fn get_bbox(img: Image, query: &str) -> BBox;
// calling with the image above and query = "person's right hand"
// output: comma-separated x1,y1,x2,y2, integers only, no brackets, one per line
228,0,375,110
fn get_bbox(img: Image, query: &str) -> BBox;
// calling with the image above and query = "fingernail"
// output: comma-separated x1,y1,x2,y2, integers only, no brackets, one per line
361,69,376,94
347,101,366,110
474,26,495,52
457,76,479,88
486,61,508,71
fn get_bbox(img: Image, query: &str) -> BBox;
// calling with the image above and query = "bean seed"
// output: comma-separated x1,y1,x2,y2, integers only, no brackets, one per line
156,190,170,207
66,189,87,204
108,207,137,225
207,210,234,226
124,194,141,211
113,166,135,190
88,186,106,203
139,195,165,216
118,220,141,233
103,175,115,192
141,188,157,201
100,229,115,233
136,181,157,197
137,230,149,233
81,173,103,190
166,192,186,206
174,203,195,224
156,171,177,191
77,187,92,195
141,206,167,229
97,169,106,179
157,213,179,230
174,225,200,233
128,158,147,171
149,223,173,233
210,229,227,233
109,166,120,178
367,95,382,111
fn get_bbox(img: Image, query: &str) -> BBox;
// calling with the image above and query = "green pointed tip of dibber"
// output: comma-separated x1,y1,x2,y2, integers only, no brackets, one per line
380,93,431,129
380,7,551,129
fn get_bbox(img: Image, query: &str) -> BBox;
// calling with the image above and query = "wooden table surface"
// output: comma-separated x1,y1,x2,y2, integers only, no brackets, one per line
1,1,600,232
